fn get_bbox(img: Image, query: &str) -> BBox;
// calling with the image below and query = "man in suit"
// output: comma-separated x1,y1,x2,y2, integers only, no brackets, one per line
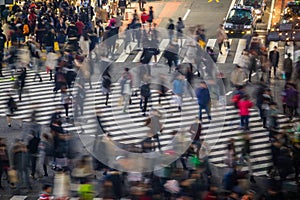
269,46,280,79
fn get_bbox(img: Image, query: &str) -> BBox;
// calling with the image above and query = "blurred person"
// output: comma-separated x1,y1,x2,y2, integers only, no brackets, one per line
167,18,175,42
6,45,18,80
292,141,300,185
163,42,179,73
38,184,53,200
141,8,149,29
248,50,258,83
6,93,17,127
189,117,202,155
216,24,228,55
120,69,132,113
195,81,211,121
240,133,256,183
237,95,253,130
101,68,112,107
176,17,185,47
118,0,127,18
0,28,6,77
138,0,147,11
260,54,271,84
173,73,186,111
158,75,169,105
230,65,247,88
269,46,279,79
27,130,41,179
0,138,9,189
38,133,53,177
79,34,90,57
74,82,86,117
140,76,151,116
12,140,32,190
124,25,132,54
148,6,154,31
283,53,293,81
267,102,279,138
206,46,217,62
144,109,163,151
53,67,67,98
44,28,55,53
225,139,237,168
185,64,195,98
276,147,294,183
284,83,298,120
61,86,72,119
16,67,27,102
106,22,119,58
45,51,58,81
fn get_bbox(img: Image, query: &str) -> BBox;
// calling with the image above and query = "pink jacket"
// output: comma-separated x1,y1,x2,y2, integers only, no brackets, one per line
238,100,253,116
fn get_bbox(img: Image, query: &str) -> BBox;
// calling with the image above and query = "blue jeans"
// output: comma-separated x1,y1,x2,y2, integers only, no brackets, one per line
240,115,249,129
198,104,211,120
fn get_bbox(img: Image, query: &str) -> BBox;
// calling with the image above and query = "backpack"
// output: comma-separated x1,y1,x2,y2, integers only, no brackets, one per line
27,136,41,154
141,83,151,97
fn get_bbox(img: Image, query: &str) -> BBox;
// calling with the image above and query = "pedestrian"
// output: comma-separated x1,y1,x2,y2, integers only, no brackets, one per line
158,75,169,105
101,68,112,107
38,184,53,200
172,73,186,111
140,76,151,116
292,141,300,185
124,25,132,53
6,45,18,80
283,53,293,81
237,95,253,130
38,133,53,177
248,50,257,83
216,24,228,55
138,0,147,11
144,109,163,151
176,17,185,47
120,68,133,113
141,8,149,29
284,83,298,120
0,138,9,190
12,140,32,190
230,65,247,88
0,29,6,77
189,117,202,155
195,81,211,121
61,86,72,119
27,130,41,180
118,0,127,18
185,64,195,98
163,42,179,73
17,67,27,102
206,46,217,62
224,140,237,168
53,67,67,98
74,82,86,118
6,93,17,127
148,6,154,31
269,46,279,79
45,51,58,81
167,19,175,42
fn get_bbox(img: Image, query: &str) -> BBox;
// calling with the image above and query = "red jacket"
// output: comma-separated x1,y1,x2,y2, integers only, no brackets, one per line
238,99,253,116
141,12,149,23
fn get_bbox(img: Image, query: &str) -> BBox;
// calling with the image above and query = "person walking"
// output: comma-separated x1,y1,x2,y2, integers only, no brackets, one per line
237,95,253,130
284,83,298,120
101,68,112,107
269,46,279,79
216,24,228,55
176,17,185,47
144,109,163,151
140,77,151,116
141,8,149,29
0,138,9,189
118,0,127,18
172,73,186,111
27,131,41,180
195,81,211,121
0,29,6,77
167,18,175,42
163,42,179,73
283,53,293,81
148,6,154,31
17,67,27,102
138,0,147,11
120,68,133,113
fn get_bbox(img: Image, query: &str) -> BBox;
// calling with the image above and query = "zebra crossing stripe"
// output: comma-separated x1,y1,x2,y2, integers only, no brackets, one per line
10,196,27,200
233,39,246,64
115,42,138,63
217,39,232,64
153,39,170,62
206,39,217,49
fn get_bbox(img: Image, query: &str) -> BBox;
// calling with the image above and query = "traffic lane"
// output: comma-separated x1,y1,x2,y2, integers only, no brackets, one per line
183,0,232,38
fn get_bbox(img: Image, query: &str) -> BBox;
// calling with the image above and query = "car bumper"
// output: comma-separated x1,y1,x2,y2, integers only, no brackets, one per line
225,29,252,35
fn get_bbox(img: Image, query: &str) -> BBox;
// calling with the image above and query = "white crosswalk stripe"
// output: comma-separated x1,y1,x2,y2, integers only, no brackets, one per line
10,196,27,200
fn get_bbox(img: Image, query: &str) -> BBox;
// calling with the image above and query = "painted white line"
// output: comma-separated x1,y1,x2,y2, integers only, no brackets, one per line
226,91,233,96
206,39,216,49
233,39,246,64
268,0,276,31
183,9,191,21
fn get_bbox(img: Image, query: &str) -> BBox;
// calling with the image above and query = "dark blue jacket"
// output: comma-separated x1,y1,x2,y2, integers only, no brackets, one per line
195,87,210,106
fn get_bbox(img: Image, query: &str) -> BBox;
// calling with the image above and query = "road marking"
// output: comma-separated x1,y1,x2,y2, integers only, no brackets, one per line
233,39,247,64
268,0,276,31
183,9,191,21
226,91,233,96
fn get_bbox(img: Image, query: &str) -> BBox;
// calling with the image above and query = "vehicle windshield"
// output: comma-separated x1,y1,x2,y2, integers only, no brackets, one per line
244,0,261,9
228,9,252,21
284,4,300,18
